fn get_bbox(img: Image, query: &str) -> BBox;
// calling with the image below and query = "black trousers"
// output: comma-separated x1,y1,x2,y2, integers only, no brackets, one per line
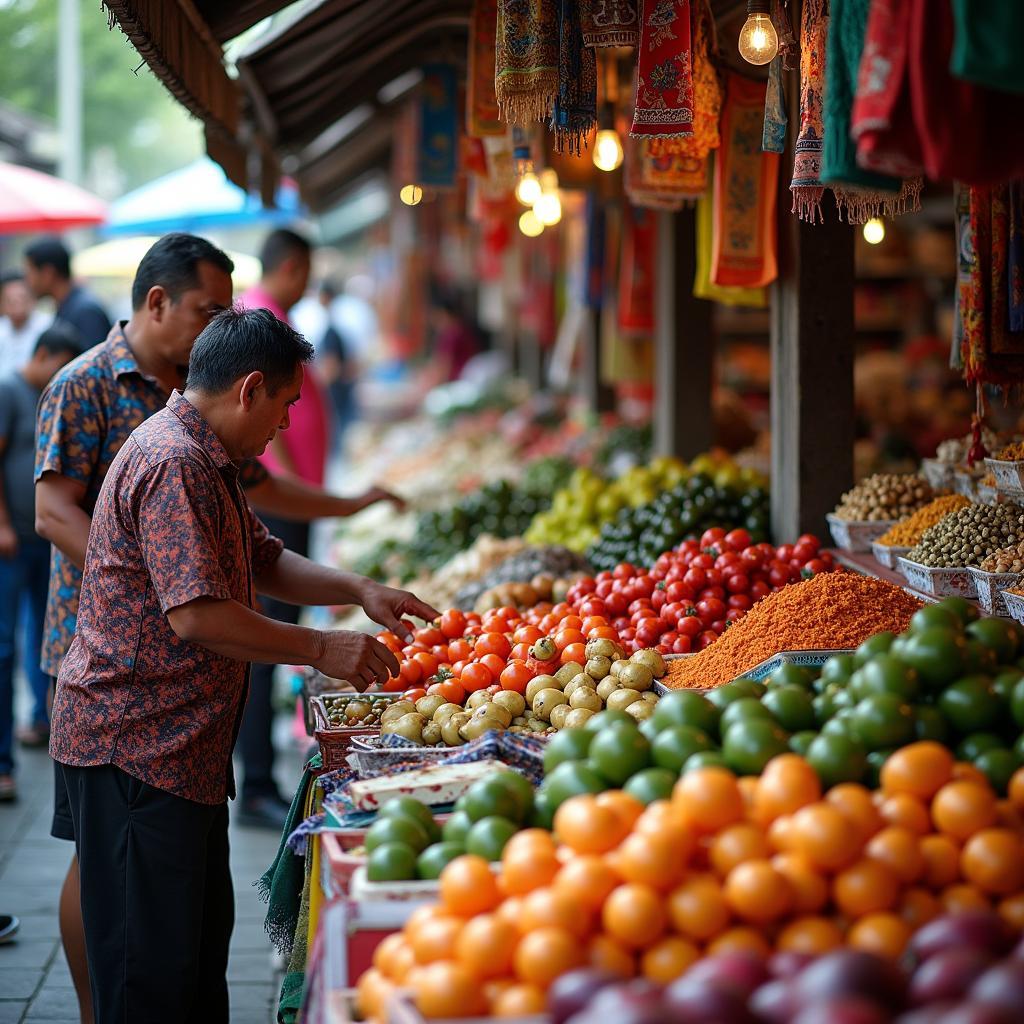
61,763,233,1024
240,516,309,801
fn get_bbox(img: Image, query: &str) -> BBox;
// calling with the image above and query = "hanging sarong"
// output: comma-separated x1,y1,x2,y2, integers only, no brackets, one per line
551,0,598,154
762,53,787,154
630,0,694,139
618,203,657,336
580,0,640,47
790,0,828,222
467,0,503,137
495,0,559,125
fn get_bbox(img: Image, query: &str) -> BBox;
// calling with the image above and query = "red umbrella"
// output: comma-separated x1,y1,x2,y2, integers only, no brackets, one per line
0,161,107,234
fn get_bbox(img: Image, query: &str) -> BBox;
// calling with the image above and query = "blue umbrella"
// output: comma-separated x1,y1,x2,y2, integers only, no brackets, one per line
103,157,303,235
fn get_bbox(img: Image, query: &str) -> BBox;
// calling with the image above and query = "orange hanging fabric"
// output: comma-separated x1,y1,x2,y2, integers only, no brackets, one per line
467,0,504,137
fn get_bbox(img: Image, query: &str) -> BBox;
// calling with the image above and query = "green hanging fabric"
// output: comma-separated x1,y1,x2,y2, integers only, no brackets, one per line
820,0,901,194
950,0,1024,96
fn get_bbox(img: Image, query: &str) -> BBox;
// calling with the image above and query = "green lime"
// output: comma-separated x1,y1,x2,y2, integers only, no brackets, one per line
974,748,1020,795
466,816,518,861
857,655,920,702
789,730,818,756
938,676,1001,734
821,714,854,738
813,691,840,726
964,640,999,675
442,809,474,845
543,760,607,808
820,654,856,687
367,841,418,882
913,705,949,744
463,776,524,824
365,815,430,853
652,690,721,736
910,606,962,634
589,726,652,785
956,732,1005,762
707,678,766,710
768,663,815,689
854,632,897,667
1014,732,1024,765
624,767,678,805
651,725,714,773
683,750,730,773
900,628,968,689
850,694,916,751
530,788,556,830
936,596,980,626
722,718,790,775
865,749,895,788
490,771,534,820
762,686,817,733
639,718,660,742
379,796,438,839
544,729,595,774
584,710,637,734
806,733,868,788
1012,677,1024,729
968,618,1020,665
416,842,465,880
993,670,1023,704
720,697,776,733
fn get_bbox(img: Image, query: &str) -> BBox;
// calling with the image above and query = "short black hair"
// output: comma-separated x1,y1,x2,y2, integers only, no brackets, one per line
186,306,313,396
25,238,71,279
0,270,25,289
259,229,311,274
34,322,84,360
131,233,235,310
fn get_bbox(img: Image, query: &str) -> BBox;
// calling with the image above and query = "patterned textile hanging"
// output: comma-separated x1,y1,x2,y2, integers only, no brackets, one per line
630,0,694,139
618,203,657,336
580,0,640,47
417,65,459,189
762,50,787,154
551,0,598,154
467,0,504,137
495,0,560,125
789,0,828,222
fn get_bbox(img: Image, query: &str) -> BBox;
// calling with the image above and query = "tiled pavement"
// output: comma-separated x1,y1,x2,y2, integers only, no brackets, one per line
0,732,306,1023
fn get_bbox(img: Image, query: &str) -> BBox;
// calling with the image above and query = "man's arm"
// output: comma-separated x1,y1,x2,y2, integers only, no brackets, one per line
35,472,91,569
245,473,406,519
0,435,16,557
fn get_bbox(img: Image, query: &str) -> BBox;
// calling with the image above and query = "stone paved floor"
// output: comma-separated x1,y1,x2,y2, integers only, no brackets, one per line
0,724,307,1024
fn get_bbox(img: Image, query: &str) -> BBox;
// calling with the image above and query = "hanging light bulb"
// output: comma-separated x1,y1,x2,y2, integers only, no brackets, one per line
738,0,779,65
539,168,559,194
519,210,545,237
863,217,886,245
534,191,562,226
399,184,423,206
593,129,624,172
515,171,542,206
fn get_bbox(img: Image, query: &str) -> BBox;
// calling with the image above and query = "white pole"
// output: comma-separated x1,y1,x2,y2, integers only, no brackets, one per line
57,0,82,183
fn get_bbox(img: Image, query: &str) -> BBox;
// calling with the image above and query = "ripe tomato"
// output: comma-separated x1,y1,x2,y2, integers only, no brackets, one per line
404,687,427,703
413,652,439,678
697,631,718,650
448,638,474,663
673,636,693,654
613,563,637,580
588,626,619,641
499,660,533,693
677,615,703,639
683,567,708,591
579,598,607,618
377,631,404,653
435,680,466,705
561,643,587,666
701,528,727,550
775,544,795,562
381,674,406,692
697,598,726,625
479,653,507,682
416,626,446,647
510,642,530,662
724,529,752,551
750,580,772,601
439,609,468,639
513,625,543,646
555,628,585,652
728,594,753,612
460,663,493,693
476,632,512,660
726,573,750,594
604,592,628,617
399,660,423,686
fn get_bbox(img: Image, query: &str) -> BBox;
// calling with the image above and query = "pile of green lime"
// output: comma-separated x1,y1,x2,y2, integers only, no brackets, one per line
365,772,535,883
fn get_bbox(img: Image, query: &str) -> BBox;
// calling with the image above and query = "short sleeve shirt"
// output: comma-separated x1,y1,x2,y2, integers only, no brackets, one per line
34,323,269,676
49,391,283,804
0,373,42,540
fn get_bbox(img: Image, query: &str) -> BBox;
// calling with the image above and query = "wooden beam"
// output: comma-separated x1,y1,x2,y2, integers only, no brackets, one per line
654,207,715,459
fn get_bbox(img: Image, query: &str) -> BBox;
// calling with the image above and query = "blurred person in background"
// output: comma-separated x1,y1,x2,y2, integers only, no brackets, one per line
431,290,480,383
0,324,84,800
312,280,360,443
0,271,52,378
24,238,111,348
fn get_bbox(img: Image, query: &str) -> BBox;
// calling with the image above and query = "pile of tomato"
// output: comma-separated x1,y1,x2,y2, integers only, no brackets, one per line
563,529,835,656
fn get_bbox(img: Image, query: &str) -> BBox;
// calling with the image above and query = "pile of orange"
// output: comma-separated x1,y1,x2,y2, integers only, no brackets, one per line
356,742,1024,1020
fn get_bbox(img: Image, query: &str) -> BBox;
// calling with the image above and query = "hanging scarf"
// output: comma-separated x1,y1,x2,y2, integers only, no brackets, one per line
551,0,598,154
618,203,657,336
495,0,560,125
950,0,1024,97
850,0,922,179
762,53,787,154
1010,182,1024,334
790,0,828,222
417,64,459,189
580,0,639,47
952,183,971,370
711,74,778,289
467,0,504,137
630,0,694,139
626,129,706,209
694,174,767,308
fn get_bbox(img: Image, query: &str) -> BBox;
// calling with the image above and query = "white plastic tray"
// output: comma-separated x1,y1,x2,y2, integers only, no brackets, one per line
871,540,911,569
827,513,897,553
1001,589,1024,627
985,458,1024,491
968,567,1021,616
921,457,956,491
897,557,978,599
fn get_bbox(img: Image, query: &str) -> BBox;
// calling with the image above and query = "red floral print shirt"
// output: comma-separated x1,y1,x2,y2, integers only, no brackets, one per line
49,391,283,804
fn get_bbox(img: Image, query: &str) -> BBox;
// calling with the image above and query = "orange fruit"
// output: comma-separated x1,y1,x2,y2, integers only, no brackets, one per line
789,803,860,872
495,896,524,930
673,768,745,833
776,916,845,955
755,754,822,822
709,823,772,879
1007,767,1024,811
919,834,961,889
602,883,668,949
866,826,926,884
491,982,547,1017
707,926,772,959
767,814,797,853
847,913,912,960
833,859,900,918
997,892,1024,931
440,855,502,916
356,968,393,1021
996,799,1024,832
878,793,932,836
409,915,464,964
899,887,943,929
738,775,761,815
640,936,701,984
771,853,828,914
587,934,636,978
502,847,560,896
413,960,488,1017
960,828,1024,896
504,828,558,861
667,874,731,941
514,927,584,989
455,914,519,979
373,933,409,978
519,886,592,938
952,762,990,786
941,883,991,914
615,832,690,890
554,795,631,854
596,791,645,832
634,799,691,838
827,784,885,844
724,860,794,924
880,742,954,800
553,855,621,910
931,781,998,842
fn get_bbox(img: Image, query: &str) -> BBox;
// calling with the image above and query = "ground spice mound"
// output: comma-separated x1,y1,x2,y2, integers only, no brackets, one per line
664,570,923,689
876,494,970,547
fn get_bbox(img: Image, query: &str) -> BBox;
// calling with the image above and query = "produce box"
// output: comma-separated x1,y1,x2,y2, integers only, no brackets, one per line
984,457,1024,491
953,470,982,498
344,759,508,812
1001,589,1024,627
387,992,548,1024
896,557,978,599
349,865,442,906
320,830,369,900
743,649,855,681
921,457,956,490
870,540,911,570
313,693,404,772
826,513,895,553
967,567,1020,617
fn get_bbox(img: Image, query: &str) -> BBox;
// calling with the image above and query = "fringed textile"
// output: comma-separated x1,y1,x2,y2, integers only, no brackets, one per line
552,0,598,154
626,129,706,209
790,0,828,223
711,74,778,289
468,0,504,137
950,0,1024,96
762,53,787,154
631,0,694,139
495,0,560,125
833,178,922,226
580,0,640,46
618,204,657,336
418,64,459,189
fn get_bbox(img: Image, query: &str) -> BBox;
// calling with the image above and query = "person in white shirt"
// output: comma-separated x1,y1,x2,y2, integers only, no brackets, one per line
0,272,53,378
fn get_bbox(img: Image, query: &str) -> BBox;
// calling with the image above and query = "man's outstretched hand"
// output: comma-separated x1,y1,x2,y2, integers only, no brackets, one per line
358,581,441,643
312,630,400,691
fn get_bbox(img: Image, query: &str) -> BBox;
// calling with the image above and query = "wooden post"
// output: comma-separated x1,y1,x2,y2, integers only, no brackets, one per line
582,307,616,413
654,207,714,459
